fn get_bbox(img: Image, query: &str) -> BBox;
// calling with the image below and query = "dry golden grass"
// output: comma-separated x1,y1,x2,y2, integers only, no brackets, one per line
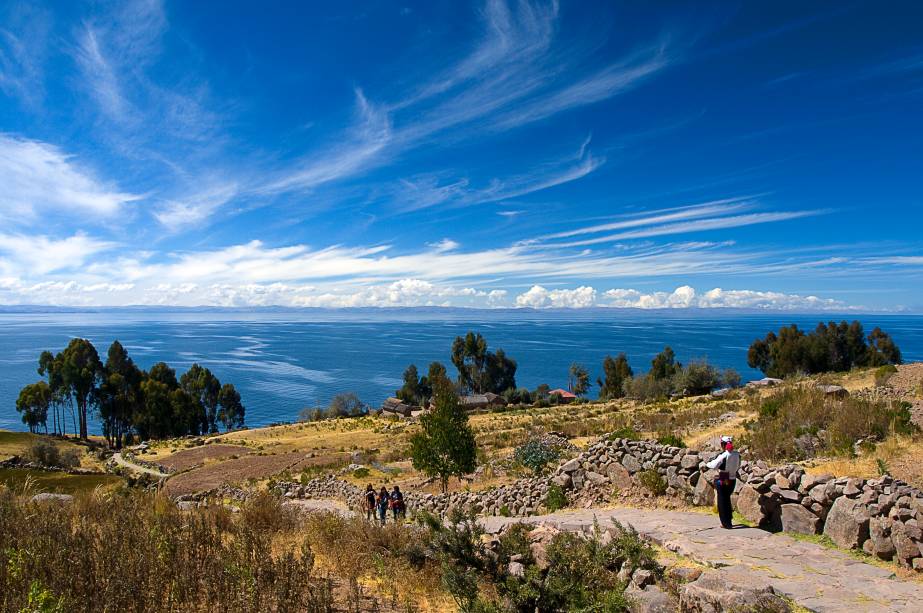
0,431,107,470
805,434,923,486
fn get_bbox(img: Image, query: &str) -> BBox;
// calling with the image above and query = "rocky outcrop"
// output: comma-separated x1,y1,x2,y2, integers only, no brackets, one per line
679,571,791,612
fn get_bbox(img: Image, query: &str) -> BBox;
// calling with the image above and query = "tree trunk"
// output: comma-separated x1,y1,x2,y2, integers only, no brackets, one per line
78,398,88,440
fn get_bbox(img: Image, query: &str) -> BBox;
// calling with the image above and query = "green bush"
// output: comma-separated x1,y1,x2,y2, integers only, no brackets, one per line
656,433,686,448
513,438,563,475
544,484,568,512
608,425,640,441
637,469,667,496
499,505,511,517
352,467,370,479
744,387,917,461
874,364,898,386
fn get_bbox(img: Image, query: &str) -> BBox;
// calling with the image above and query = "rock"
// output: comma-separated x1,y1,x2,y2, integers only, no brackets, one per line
824,496,871,549
30,493,73,504
551,473,573,490
508,561,525,578
607,462,632,489
176,500,197,511
866,517,896,560
693,474,715,507
891,522,922,565
560,458,581,473
626,584,674,613
679,571,791,612
780,504,820,535
681,454,700,470
736,484,780,530
631,568,654,588
586,471,608,485
622,455,642,473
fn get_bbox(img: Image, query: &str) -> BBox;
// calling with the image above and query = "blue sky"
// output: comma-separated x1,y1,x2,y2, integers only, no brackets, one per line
0,0,921,311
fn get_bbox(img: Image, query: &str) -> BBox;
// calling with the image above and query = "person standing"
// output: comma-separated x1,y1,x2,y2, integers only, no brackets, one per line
364,484,376,522
390,485,405,522
376,486,390,525
706,435,741,529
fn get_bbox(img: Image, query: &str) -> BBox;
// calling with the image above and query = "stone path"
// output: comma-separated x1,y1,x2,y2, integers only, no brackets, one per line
111,452,170,478
482,507,923,613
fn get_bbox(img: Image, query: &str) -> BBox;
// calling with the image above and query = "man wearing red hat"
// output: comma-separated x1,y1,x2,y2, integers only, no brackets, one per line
706,435,741,529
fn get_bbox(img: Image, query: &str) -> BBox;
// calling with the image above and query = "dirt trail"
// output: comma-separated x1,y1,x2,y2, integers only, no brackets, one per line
111,452,170,478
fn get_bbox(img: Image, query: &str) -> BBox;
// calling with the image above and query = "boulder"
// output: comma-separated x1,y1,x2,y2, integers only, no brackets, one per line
780,504,820,535
736,484,781,530
622,454,642,473
30,493,74,504
823,496,870,549
606,463,632,489
679,571,791,612
890,522,922,566
692,474,715,507
585,471,608,486
865,517,896,560
627,584,674,613
560,458,581,473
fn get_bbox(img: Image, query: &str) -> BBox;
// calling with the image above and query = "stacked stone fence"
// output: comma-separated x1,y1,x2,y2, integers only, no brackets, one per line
275,435,923,570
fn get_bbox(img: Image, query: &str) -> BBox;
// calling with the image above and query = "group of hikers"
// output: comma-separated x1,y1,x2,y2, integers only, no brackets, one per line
364,484,406,524
357,436,740,529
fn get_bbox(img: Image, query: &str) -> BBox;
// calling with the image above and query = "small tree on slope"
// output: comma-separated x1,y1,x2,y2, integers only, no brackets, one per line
410,376,477,494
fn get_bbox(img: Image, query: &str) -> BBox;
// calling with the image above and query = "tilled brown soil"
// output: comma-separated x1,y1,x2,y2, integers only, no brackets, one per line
158,444,252,472
163,451,350,497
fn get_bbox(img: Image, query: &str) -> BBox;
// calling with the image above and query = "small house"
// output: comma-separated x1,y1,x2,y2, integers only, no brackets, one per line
381,397,414,417
548,388,577,403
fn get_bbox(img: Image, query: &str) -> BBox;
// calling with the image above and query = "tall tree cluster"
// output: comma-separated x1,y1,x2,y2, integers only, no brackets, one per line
748,321,902,378
450,331,517,394
16,339,245,447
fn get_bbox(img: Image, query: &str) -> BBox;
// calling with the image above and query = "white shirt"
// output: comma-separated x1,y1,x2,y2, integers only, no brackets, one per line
706,450,741,479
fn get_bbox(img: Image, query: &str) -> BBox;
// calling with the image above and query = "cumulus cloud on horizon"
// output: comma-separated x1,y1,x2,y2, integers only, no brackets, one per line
0,276,857,311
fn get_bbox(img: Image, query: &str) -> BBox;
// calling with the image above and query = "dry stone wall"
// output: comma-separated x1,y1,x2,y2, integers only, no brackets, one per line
276,435,923,570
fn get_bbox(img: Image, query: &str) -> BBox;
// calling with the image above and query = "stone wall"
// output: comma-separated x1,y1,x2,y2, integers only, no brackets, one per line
276,435,923,570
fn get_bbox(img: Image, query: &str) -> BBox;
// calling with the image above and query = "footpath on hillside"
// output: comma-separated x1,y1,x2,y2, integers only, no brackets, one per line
482,507,923,613
110,452,170,478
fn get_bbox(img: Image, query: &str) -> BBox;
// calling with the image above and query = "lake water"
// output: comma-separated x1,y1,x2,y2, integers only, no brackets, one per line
1,310,921,433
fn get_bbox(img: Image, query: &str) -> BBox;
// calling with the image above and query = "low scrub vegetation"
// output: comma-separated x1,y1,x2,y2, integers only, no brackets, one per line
27,439,81,468
742,387,917,462
0,490,333,613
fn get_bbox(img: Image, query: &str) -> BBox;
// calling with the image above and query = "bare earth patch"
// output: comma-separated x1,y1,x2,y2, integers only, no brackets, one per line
158,444,252,472
163,451,350,497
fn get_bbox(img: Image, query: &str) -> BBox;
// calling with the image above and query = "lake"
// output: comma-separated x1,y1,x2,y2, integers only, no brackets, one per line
1,310,921,433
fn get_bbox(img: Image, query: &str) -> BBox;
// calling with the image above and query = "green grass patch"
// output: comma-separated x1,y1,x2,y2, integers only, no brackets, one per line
0,468,123,495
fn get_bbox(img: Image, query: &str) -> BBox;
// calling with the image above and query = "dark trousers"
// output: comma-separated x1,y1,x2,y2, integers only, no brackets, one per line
716,479,736,527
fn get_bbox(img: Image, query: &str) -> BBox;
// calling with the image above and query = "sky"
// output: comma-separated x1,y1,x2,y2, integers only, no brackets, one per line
0,0,921,312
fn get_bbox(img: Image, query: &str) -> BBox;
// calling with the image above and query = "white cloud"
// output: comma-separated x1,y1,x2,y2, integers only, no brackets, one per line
515,285,597,308
603,286,847,310
0,134,141,222
427,238,460,252
153,181,240,229
0,232,117,275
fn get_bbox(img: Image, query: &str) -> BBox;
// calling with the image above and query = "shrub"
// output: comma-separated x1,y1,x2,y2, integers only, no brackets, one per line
499,505,511,517
874,364,898,386
673,359,721,396
624,375,675,402
352,467,370,479
513,438,562,475
27,440,79,468
743,387,917,461
638,469,667,496
656,433,686,448
608,425,640,441
544,484,568,512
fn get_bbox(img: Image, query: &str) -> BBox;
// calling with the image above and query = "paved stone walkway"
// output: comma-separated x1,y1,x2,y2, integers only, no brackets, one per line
482,507,923,613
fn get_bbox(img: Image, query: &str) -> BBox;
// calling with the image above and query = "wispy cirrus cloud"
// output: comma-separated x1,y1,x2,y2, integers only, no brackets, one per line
265,0,671,202
0,134,141,223
532,198,825,247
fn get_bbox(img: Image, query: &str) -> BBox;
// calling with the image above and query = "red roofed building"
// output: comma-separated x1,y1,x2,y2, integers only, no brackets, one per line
548,388,577,403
